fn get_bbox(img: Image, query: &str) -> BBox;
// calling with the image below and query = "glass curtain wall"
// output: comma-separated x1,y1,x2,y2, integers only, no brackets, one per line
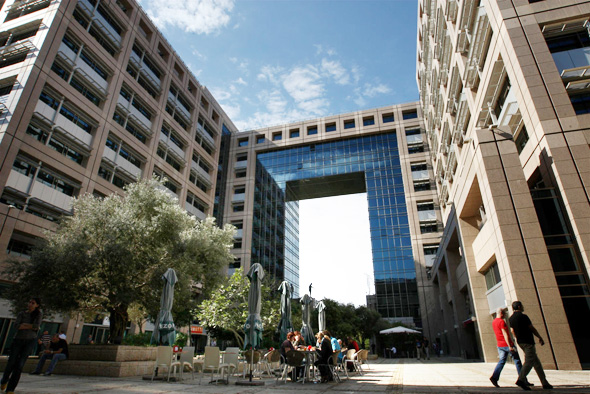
254,132,419,325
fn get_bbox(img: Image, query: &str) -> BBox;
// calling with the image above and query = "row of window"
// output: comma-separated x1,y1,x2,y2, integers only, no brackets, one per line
237,111,419,146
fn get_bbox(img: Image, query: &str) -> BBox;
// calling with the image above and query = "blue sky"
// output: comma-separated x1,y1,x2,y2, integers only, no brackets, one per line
137,0,421,306
137,0,420,131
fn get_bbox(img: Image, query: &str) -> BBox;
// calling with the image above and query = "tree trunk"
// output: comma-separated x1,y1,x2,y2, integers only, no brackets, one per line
109,305,129,344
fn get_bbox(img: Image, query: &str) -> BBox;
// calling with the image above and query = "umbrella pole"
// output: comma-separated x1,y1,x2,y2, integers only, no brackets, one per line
249,347,253,382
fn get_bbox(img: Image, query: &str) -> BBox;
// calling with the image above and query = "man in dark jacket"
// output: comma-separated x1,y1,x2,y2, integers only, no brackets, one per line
509,301,552,391
30,334,69,376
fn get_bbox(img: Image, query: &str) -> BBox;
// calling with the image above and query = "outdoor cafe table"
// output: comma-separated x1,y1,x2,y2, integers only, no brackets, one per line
298,349,318,384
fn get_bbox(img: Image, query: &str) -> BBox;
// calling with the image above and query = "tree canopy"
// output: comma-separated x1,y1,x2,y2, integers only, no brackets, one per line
3,178,235,342
194,268,280,348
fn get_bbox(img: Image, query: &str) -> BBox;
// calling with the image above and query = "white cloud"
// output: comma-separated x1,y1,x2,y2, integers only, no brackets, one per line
257,65,284,84
282,65,323,102
139,0,235,35
209,87,232,101
191,49,207,60
221,102,240,119
314,44,337,56
321,58,350,85
363,83,391,97
234,77,247,86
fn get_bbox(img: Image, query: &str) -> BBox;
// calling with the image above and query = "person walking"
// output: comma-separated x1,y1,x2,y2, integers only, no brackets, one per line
490,307,527,388
509,301,553,391
1,298,43,394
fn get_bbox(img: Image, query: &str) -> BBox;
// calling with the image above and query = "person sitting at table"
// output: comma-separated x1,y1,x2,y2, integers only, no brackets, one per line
280,332,295,360
315,330,334,383
293,331,306,349
337,339,347,362
315,332,323,348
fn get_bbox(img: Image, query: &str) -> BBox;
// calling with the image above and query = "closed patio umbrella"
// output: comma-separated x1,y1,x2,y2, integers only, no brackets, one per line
244,263,265,350
277,281,294,342
151,268,178,345
300,294,315,346
316,300,326,332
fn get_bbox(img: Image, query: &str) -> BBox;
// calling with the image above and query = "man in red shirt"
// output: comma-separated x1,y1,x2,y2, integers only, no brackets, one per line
490,307,526,388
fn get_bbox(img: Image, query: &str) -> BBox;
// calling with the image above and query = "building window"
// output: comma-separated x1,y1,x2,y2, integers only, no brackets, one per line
236,170,246,178
408,145,425,154
238,138,248,147
272,132,282,141
363,116,375,126
494,78,511,118
382,113,394,123
515,126,529,154
570,93,590,115
325,123,336,132
290,129,300,138
307,126,318,135
417,202,435,211
344,119,355,129
420,223,439,233
402,110,418,120
256,135,265,144
233,204,244,212
413,181,431,191
484,263,501,290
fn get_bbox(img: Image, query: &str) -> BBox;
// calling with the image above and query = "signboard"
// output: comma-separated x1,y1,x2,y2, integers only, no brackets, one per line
190,325,205,335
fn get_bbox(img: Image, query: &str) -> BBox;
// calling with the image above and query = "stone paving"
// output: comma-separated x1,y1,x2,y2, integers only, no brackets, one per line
8,357,590,393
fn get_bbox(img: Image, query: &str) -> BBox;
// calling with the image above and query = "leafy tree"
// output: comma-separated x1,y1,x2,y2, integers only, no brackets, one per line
355,306,382,346
323,299,359,340
195,268,280,348
3,178,235,343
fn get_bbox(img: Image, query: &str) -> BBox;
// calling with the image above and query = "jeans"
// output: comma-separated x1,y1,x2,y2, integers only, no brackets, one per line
491,346,522,380
1,338,36,392
518,343,549,386
34,353,67,374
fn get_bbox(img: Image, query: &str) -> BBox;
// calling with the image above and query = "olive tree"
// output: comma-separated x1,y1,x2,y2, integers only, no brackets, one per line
3,178,235,342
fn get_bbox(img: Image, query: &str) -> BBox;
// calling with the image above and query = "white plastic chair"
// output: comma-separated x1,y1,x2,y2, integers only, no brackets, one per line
222,347,240,379
178,346,195,380
151,346,180,382
199,346,223,384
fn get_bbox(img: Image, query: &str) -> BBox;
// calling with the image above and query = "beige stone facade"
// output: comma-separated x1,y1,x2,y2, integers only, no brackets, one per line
417,0,590,369
0,0,235,347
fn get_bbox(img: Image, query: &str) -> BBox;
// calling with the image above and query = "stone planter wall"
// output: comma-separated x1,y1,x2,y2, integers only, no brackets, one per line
69,345,157,362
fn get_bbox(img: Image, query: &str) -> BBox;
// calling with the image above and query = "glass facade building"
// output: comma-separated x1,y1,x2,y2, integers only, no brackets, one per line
252,132,419,324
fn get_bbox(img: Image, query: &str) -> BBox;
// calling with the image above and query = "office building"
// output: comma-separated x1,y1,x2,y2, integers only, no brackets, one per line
416,0,590,369
0,0,236,348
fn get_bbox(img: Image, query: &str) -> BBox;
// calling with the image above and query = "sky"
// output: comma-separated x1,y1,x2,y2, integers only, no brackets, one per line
136,0,421,305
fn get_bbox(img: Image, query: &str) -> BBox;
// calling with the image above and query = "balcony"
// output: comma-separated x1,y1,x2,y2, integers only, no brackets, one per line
418,210,437,222
465,8,490,88
235,160,247,170
6,171,73,213
446,0,458,22
407,134,423,145
128,105,152,132
77,0,95,17
92,12,121,48
167,93,191,121
159,132,185,160
139,65,161,91
57,42,77,67
102,147,142,178
196,123,215,146
0,39,34,60
412,170,430,181
75,61,108,96
425,253,436,268
486,282,506,314
185,202,206,220
192,163,212,185
454,93,469,135
34,101,93,148
232,193,245,203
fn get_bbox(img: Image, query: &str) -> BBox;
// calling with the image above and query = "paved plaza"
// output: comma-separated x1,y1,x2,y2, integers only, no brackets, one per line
8,357,590,394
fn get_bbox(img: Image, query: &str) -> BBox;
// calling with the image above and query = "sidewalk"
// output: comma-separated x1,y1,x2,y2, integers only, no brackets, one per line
9,357,590,393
